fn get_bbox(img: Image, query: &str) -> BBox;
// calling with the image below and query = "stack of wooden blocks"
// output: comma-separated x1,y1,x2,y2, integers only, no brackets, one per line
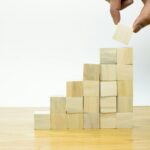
34,47,133,130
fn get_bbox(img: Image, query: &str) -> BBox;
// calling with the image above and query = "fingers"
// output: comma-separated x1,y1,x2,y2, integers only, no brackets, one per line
109,0,133,24
110,0,121,24
133,4,150,32
121,0,133,9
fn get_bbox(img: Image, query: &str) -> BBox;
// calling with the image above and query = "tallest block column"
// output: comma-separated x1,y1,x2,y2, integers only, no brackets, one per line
116,47,133,128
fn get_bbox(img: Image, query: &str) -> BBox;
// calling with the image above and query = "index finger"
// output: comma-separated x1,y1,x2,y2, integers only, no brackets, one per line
110,0,121,24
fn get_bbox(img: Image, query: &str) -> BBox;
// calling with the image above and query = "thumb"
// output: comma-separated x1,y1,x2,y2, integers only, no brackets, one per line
133,4,150,33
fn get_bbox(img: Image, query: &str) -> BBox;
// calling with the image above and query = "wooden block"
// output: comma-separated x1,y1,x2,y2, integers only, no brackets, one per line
67,114,83,129
117,81,133,97
113,24,133,45
50,97,66,114
117,47,133,64
83,64,100,81
101,97,116,113
34,111,50,130
83,81,99,97
101,81,117,97
117,113,133,128
66,81,83,97
100,113,116,128
117,97,133,112
101,64,117,81
66,97,83,113
84,113,99,129
84,97,99,113
51,114,67,129
117,65,133,80
100,48,117,64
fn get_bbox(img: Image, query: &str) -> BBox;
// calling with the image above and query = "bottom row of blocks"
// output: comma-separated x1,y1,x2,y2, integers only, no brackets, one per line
34,111,132,129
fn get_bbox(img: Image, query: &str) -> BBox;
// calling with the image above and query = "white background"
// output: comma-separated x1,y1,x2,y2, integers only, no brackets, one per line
0,0,150,106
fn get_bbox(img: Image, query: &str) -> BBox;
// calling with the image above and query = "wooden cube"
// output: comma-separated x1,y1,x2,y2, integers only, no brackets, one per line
101,64,117,81
117,81,133,97
66,81,83,97
83,64,100,81
67,114,83,129
117,97,133,112
113,24,133,45
83,81,99,97
117,113,133,128
101,81,117,96
84,97,99,113
100,48,117,64
34,111,50,130
101,97,116,113
117,65,133,80
51,114,67,129
100,113,116,128
66,97,83,113
84,113,99,129
50,97,66,114
117,47,133,64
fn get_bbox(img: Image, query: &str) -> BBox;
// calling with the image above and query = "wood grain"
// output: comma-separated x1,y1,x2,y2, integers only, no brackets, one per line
84,97,100,113
67,114,83,129
66,81,83,97
113,24,133,45
101,64,117,81
84,113,99,129
100,113,116,128
100,97,116,113
100,48,117,64
0,107,150,149
66,97,83,113
83,81,99,97
50,97,66,114
117,65,133,80
101,81,117,97
117,47,133,64
83,64,100,81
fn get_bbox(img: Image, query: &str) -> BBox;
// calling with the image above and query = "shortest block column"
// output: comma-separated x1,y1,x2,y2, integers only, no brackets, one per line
34,111,50,130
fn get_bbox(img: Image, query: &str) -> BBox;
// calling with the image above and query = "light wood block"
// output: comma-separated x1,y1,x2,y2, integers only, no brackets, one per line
84,97,99,113
117,97,133,112
66,97,83,113
101,81,117,97
101,64,117,81
117,47,133,64
67,114,83,129
83,81,99,97
100,113,116,128
101,97,116,113
117,81,133,97
113,24,133,45
51,114,67,129
50,97,66,114
117,113,133,128
66,81,83,97
100,48,117,64
84,113,99,129
83,64,100,81
34,111,50,130
117,65,133,80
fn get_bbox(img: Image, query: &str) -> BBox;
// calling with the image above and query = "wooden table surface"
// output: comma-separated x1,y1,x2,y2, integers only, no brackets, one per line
0,107,150,150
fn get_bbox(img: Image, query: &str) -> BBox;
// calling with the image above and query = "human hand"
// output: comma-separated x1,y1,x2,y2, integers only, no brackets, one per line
108,0,150,32
133,0,150,32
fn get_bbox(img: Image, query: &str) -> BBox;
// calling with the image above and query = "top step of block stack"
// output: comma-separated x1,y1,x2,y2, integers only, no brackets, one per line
34,47,133,130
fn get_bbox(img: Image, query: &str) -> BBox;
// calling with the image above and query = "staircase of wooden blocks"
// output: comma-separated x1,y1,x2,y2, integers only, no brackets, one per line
34,47,133,129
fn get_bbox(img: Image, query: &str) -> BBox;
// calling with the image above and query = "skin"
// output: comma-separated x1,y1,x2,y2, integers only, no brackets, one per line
109,0,150,32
